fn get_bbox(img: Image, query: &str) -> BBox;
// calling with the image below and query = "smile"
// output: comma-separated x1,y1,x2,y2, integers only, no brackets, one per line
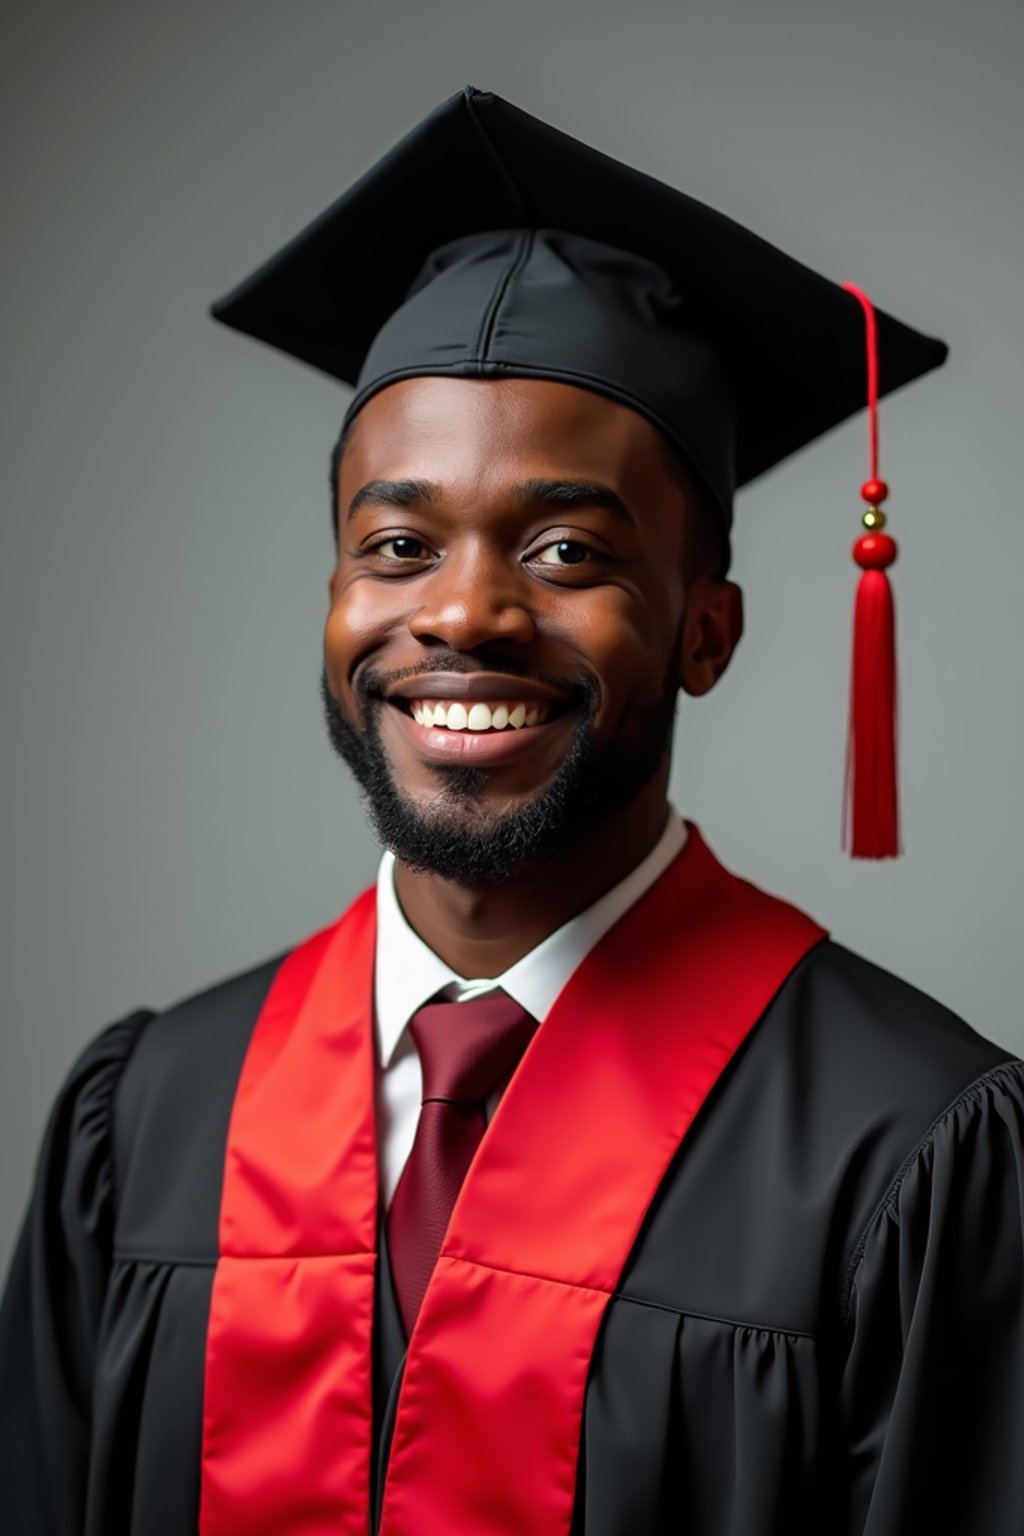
383,695,576,764
379,670,579,761
407,699,551,731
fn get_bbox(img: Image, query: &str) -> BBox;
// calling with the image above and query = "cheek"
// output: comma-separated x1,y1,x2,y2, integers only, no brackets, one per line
557,586,675,708
323,581,397,698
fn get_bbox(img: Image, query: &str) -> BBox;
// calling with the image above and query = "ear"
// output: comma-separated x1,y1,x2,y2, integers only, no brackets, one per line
678,578,744,698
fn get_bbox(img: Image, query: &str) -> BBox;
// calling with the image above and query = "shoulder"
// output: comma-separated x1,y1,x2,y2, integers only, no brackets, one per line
32,1008,154,1213
774,936,1015,1152
109,950,290,1261
841,1051,1024,1312
625,936,1021,1329
115,951,287,1143
777,940,1021,1291
55,1006,153,1113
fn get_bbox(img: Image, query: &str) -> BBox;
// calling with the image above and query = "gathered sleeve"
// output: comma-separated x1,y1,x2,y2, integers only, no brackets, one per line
838,1058,1024,1535
0,1012,151,1536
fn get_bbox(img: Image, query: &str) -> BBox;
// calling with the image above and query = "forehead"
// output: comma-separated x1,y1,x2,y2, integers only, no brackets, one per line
339,376,683,498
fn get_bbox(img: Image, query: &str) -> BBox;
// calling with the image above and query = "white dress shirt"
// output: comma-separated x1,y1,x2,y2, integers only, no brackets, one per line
373,808,688,1207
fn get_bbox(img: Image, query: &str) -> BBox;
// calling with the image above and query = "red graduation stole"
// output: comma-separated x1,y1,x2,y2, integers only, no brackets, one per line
198,823,826,1535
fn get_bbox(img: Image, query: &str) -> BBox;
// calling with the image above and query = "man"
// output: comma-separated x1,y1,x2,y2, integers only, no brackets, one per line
2,86,1023,1536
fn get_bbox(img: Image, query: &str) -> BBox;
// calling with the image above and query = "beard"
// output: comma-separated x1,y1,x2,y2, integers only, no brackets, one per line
320,646,679,886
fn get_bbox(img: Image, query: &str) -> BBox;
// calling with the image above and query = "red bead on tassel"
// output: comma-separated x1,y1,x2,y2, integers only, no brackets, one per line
841,285,901,858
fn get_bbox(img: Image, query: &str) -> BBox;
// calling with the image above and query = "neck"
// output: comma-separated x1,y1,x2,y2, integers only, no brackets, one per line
392,780,672,978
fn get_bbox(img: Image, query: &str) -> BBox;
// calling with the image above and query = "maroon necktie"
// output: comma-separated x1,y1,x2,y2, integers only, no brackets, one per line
386,990,537,1336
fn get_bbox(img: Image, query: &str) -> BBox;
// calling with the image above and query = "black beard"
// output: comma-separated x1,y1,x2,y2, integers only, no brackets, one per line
320,650,678,886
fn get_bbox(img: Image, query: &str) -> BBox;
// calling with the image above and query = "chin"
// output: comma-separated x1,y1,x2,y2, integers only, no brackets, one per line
321,663,673,885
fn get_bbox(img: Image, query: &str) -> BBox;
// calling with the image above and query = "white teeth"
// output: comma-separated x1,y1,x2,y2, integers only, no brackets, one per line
407,698,552,730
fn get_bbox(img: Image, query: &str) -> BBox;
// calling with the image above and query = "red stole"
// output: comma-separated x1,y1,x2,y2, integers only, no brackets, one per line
198,823,826,1535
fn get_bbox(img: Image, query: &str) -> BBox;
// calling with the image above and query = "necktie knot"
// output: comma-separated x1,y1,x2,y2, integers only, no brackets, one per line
387,988,537,1336
410,990,536,1106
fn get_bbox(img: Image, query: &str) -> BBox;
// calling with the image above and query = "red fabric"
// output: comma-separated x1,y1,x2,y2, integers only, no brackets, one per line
387,992,537,1335
844,565,901,857
200,824,826,1535
380,826,826,1535
199,892,378,1536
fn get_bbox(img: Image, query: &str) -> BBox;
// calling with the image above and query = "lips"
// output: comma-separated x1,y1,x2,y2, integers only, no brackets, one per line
380,671,578,763
385,671,572,707
385,671,574,731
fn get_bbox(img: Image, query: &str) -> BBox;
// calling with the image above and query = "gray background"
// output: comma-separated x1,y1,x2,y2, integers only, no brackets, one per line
2,0,1022,1273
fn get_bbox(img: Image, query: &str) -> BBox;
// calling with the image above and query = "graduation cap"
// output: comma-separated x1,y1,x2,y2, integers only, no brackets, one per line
212,86,949,859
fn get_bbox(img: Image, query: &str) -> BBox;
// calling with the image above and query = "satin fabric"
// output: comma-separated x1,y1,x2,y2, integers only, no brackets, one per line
199,825,824,1535
200,898,378,1536
6,836,1024,1534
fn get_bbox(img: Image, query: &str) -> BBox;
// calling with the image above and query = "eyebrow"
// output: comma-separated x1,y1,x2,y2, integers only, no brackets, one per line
346,476,634,523
347,478,441,520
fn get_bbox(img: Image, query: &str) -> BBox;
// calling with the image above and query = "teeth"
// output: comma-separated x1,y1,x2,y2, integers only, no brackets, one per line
407,699,551,731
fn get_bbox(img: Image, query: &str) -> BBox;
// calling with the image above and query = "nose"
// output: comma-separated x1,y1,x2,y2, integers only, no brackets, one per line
407,545,537,650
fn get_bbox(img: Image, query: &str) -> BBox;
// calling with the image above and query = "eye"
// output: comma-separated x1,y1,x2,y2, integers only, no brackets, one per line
371,535,433,562
532,539,592,567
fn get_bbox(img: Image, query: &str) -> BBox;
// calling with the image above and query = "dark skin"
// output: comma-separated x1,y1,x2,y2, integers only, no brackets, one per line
324,376,743,977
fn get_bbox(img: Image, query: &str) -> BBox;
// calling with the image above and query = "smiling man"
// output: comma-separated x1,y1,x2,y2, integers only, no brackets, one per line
321,374,738,956
3,88,1024,1536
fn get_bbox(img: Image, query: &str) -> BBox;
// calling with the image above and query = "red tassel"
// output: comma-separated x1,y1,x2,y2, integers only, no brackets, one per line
844,537,900,857
840,283,901,859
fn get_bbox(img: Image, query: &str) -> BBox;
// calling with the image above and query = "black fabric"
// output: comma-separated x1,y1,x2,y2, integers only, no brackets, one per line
372,1212,408,1533
3,940,1024,1534
0,960,278,1536
211,86,948,528
0,1011,149,1536
111,954,284,1263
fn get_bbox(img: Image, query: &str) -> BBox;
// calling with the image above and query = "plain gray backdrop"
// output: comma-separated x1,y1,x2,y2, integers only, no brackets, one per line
2,0,1022,1273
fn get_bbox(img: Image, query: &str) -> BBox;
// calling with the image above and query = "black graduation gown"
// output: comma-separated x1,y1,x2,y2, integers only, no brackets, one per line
2,938,1024,1535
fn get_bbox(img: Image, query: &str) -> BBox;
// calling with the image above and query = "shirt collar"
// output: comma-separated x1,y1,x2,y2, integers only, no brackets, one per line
373,809,687,1068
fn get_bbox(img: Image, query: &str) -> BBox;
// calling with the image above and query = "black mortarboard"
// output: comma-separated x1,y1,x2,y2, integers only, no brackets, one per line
212,84,946,536
212,86,950,860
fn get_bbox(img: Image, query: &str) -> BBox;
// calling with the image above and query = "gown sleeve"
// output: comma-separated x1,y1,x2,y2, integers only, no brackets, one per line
0,1011,151,1536
838,1057,1024,1535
